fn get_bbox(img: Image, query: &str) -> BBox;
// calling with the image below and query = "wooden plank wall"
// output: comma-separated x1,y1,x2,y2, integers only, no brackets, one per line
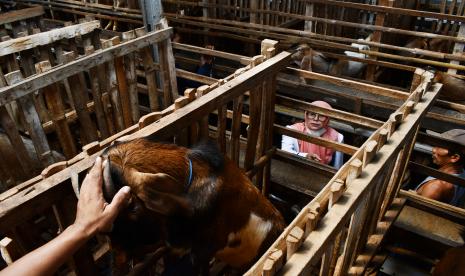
0,21,179,190
158,0,465,86
244,65,440,276
0,39,287,274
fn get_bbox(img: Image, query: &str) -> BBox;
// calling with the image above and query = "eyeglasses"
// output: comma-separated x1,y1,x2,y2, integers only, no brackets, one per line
306,112,327,122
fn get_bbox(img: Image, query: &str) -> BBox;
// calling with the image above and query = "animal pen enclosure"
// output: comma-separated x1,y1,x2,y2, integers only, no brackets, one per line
0,1,465,276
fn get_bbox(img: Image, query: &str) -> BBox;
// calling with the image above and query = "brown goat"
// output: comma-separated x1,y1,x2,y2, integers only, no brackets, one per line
102,139,285,274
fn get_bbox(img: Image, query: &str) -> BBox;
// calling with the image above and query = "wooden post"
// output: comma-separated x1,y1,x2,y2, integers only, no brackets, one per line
365,0,395,82
61,51,99,144
122,31,140,123
304,2,314,32
230,95,244,165
244,85,263,171
448,25,465,75
111,36,133,128
135,27,161,111
84,46,110,139
35,61,77,159
197,85,210,140
4,71,55,166
100,40,125,132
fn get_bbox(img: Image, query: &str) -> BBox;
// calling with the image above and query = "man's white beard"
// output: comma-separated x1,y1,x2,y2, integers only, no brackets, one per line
307,127,326,137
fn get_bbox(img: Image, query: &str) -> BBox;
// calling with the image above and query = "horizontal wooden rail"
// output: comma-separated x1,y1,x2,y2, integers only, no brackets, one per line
276,95,384,129
165,12,465,43
409,162,465,188
286,67,409,100
0,20,100,57
0,27,172,106
301,0,465,23
275,125,358,155
172,42,251,64
400,189,465,221
0,6,44,25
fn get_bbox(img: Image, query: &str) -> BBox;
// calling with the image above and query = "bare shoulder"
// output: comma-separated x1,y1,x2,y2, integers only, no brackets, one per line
418,179,454,202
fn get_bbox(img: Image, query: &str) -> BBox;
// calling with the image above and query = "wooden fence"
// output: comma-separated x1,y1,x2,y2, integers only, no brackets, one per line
245,69,441,275
0,34,288,273
0,18,187,189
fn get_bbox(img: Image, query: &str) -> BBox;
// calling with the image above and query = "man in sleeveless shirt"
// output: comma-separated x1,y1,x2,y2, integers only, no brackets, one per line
281,100,344,169
416,129,465,207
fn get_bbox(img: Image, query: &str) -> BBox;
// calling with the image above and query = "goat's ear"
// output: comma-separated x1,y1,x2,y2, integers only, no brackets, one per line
126,168,191,216
136,185,193,217
127,169,183,194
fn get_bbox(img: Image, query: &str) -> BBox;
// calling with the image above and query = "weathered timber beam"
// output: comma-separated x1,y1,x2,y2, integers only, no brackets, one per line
409,161,465,188
0,6,44,25
175,68,217,85
172,42,251,64
166,13,465,64
301,0,465,23
399,189,465,222
0,28,172,106
0,20,100,57
275,125,358,155
13,0,142,19
165,12,465,43
276,95,384,129
416,132,465,155
286,67,409,100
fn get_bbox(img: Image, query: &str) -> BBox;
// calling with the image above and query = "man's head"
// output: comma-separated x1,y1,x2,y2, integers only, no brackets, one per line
304,101,331,131
431,129,465,167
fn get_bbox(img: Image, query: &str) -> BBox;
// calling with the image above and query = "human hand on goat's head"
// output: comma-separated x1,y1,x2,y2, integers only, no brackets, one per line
74,156,131,238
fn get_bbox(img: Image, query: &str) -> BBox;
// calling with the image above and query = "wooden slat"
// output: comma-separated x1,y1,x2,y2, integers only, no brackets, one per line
245,81,439,275
275,125,358,155
0,6,44,25
276,95,383,129
134,27,161,111
35,61,77,159
84,46,110,139
61,52,99,144
0,52,291,232
122,31,140,123
0,27,172,106
0,20,100,57
4,71,54,166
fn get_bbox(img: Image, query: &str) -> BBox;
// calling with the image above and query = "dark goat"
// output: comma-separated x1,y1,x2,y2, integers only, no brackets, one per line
102,139,285,274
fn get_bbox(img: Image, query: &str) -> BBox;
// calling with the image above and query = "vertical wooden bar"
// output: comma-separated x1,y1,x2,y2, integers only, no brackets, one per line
122,30,140,123
84,46,110,139
244,85,262,171
61,51,99,144
230,95,244,165
217,103,227,153
4,71,54,166
111,36,133,128
197,85,211,140
35,61,77,159
160,19,179,102
365,0,394,82
100,40,125,132
448,25,465,75
135,27,161,111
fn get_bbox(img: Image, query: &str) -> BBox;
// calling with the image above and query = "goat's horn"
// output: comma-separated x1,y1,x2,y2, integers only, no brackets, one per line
103,159,116,201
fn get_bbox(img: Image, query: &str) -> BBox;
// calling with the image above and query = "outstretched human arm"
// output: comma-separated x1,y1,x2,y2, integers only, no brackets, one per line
0,157,131,276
